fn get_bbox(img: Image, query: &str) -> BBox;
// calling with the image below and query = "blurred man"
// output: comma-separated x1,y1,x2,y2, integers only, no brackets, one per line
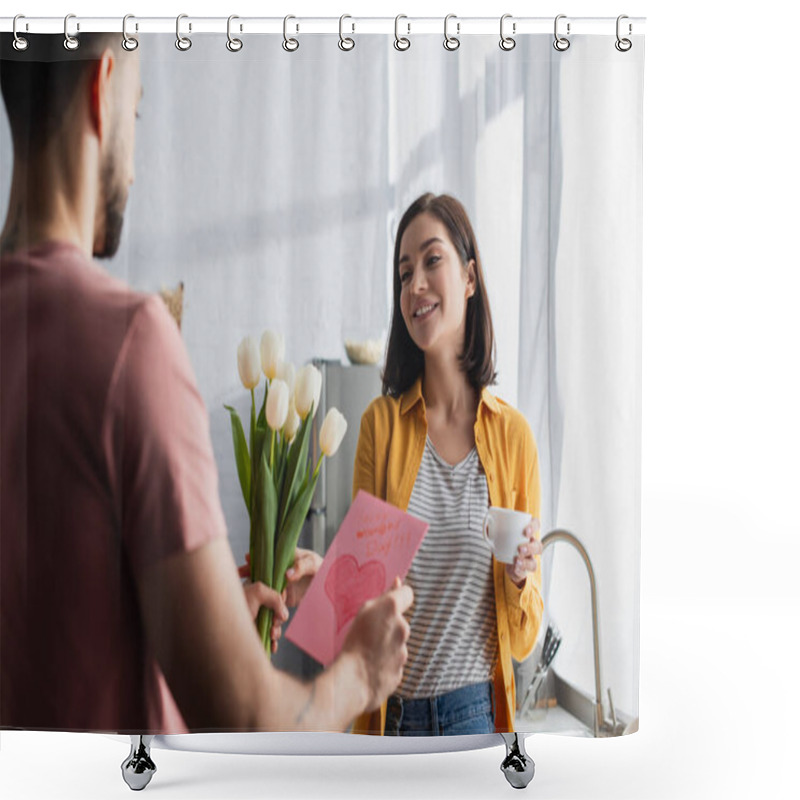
0,33,411,734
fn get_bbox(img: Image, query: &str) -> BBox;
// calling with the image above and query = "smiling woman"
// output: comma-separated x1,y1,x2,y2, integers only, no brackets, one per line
399,215,476,364
351,193,544,737
385,193,496,401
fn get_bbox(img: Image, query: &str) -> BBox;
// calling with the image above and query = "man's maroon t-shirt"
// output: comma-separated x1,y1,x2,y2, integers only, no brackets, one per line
1,241,226,733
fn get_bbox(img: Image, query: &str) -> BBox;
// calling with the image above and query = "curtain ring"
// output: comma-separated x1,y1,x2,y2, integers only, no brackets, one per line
339,14,355,51
553,14,570,51
175,14,192,51
122,15,139,52
394,14,411,51
443,14,460,51
63,14,80,51
615,15,632,52
12,15,29,52
499,14,515,51
283,15,299,52
227,15,243,52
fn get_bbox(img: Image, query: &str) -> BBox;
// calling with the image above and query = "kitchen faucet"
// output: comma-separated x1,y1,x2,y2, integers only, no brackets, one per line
541,529,624,737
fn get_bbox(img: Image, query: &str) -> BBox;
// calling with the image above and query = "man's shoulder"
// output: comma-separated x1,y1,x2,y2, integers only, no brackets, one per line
3,239,149,312
55,246,151,312
3,240,177,369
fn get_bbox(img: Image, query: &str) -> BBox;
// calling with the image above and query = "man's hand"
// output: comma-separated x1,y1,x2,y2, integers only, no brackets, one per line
241,581,289,653
238,548,321,608
237,547,321,653
340,577,413,712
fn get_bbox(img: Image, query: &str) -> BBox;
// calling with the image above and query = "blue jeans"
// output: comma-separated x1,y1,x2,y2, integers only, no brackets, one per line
384,681,495,736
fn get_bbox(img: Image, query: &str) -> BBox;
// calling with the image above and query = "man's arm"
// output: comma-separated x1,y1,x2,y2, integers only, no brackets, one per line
135,535,411,732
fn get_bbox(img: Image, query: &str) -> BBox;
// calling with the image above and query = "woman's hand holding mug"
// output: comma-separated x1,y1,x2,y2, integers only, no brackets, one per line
482,507,542,588
505,518,542,587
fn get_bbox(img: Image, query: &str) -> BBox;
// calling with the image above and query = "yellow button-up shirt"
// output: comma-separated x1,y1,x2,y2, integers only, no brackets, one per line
350,375,543,734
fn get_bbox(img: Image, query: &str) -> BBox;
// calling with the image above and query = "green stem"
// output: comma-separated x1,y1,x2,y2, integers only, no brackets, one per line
249,389,257,506
250,389,256,447
270,428,276,473
249,388,257,554
257,606,273,660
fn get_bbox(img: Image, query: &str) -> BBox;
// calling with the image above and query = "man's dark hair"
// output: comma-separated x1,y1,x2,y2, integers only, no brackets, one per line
1,33,121,155
382,193,497,398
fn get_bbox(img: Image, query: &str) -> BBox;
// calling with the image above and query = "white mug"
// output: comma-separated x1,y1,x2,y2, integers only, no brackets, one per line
482,507,532,564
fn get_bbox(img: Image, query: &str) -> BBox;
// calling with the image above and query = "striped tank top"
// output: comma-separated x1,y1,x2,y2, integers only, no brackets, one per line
397,435,498,699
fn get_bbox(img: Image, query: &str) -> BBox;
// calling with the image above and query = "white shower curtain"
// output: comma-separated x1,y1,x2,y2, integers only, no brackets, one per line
0,26,642,729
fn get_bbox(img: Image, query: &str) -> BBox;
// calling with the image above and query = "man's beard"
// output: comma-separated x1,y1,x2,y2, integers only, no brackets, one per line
95,150,128,260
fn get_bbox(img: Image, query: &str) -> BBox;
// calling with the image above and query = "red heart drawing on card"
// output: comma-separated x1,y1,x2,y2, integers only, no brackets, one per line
324,555,387,634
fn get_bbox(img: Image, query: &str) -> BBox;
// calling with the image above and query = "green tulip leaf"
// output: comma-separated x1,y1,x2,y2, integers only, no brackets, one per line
279,412,313,530
250,451,279,653
251,451,278,586
274,476,317,592
257,382,269,430
276,436,288,505
253,427,267,470
224,404,251,511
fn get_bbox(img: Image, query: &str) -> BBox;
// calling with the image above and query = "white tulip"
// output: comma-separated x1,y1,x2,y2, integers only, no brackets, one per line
266,379,290,431
237,336,261,390
319,408,348,458
260,330,285,380
294,364,322,420
275,361,296,396
283,404,301,442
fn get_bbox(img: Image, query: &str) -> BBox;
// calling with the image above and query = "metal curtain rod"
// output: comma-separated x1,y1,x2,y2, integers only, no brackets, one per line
0,15,646,36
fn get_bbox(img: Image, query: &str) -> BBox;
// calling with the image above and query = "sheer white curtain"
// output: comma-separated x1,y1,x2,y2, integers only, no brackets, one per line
546,36,643,718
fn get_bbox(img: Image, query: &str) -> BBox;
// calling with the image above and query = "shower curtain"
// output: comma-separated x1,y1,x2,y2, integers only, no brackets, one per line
0,20,643,741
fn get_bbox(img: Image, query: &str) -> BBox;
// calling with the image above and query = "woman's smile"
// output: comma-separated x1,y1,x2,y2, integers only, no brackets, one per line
398,212,475,353
413,302,439,321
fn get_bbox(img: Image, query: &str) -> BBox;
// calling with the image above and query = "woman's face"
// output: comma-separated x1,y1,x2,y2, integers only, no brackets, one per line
398,212,476,358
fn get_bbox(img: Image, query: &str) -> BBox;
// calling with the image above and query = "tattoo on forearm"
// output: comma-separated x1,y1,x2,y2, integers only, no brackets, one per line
294,682,316,726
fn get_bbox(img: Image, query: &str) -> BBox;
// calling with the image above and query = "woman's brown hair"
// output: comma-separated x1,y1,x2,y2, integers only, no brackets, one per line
382,193,497,397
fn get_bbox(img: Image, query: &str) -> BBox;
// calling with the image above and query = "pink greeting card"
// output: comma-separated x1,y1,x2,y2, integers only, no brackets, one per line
285,490,428,667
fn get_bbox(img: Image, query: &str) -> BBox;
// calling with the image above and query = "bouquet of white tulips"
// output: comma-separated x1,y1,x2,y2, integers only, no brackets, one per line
225,331,347,656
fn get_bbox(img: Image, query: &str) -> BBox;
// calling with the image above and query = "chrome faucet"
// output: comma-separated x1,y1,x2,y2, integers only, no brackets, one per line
541,529,623,737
